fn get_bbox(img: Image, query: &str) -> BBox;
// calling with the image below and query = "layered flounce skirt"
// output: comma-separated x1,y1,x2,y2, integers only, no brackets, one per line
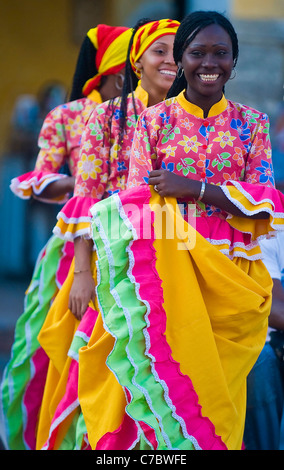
0,235,73,449
34,186,272,450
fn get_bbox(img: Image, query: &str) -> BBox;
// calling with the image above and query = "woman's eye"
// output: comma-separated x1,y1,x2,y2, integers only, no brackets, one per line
190,51,203,56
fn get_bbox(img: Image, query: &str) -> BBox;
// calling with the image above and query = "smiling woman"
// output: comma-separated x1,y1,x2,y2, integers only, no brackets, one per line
81,11,284,451
176,19,238,116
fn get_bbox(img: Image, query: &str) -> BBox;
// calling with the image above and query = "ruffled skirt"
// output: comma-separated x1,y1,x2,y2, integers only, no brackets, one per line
35,186,272,450
0,235,73,449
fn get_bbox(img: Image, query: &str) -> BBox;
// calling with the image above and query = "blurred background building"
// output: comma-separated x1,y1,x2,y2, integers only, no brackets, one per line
0,0,283,370
1,0,283,158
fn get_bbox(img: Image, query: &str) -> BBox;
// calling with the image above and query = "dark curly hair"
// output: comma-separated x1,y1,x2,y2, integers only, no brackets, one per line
167,10,239,98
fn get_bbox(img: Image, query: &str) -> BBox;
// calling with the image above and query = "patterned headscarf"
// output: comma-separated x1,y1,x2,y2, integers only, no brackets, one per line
83,24,132,96
130,19,180,78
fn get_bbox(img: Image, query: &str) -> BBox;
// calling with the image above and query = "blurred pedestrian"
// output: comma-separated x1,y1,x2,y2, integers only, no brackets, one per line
271,103,284,192
9,82,67,163
244,232,284,450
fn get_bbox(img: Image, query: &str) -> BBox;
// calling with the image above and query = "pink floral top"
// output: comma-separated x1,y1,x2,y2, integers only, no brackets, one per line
127,92,284,259
10,95,100,203
54,85,149,240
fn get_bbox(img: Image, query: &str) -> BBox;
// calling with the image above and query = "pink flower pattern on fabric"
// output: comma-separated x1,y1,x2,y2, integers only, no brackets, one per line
35,97,97,177
10,97,99,203
128,93,274,220
73,93,148,200
54,86,149,239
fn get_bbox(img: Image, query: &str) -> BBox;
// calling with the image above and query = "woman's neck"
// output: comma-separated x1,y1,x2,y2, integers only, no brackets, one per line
141,81,167,107
184,89,224,118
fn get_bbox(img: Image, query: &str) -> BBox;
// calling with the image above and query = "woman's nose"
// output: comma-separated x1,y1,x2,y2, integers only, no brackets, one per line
201,53,217,67
164,53,176,65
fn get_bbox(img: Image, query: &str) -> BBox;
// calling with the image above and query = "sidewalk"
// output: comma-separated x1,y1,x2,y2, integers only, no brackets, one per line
0,275,28,449
0,276,28,381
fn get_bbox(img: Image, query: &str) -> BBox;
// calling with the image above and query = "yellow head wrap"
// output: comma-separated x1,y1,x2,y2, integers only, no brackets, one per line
83,25,132,96
130,19,180,78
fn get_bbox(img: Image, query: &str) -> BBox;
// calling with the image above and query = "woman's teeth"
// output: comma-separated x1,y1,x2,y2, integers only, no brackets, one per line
160,70,176,76
199,74,219,82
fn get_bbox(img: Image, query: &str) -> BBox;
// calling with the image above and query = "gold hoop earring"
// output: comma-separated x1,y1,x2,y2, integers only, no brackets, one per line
115,73,124,91
177,66,184,79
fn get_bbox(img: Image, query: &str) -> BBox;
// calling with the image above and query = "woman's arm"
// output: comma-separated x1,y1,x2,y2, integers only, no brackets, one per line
148,169,270,219
65,104,111,320
69,236,96,320
268,279,284,330
40,176,75,199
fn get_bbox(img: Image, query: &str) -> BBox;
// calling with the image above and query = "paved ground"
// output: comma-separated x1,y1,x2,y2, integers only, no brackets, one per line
0,276,28,379
0,275,28,449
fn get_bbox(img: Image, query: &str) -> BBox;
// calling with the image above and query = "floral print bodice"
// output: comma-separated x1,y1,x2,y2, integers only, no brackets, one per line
54,86,149,240
128,92,274,220
73,85,149,200
35,97,99,177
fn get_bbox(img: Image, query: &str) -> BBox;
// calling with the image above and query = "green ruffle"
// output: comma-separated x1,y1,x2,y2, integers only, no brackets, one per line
91,194,195,450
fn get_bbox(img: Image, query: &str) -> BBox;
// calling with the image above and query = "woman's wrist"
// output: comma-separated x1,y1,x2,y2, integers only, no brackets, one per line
197,181,206,201
74,268,91,274
183,179,204,200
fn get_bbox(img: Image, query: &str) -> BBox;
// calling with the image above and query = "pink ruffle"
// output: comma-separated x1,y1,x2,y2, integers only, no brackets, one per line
224,181,284,213
42,307,98,450
195,215,259,256
117,186,227,450
56,195,99,222
54,195,99,240
10,170,69,203
96,413,139,450
23,347,50,450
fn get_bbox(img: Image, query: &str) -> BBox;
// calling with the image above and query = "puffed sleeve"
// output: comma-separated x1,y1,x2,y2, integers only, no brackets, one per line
221,112,284,239
53,106,110,241
10,105,70,203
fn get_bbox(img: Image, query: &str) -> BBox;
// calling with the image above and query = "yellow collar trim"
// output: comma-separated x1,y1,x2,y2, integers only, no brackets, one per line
87,89,103,104
134,82,149,107
176,90,228,118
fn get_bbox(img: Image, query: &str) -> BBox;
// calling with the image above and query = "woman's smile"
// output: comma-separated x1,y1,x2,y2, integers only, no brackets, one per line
198,73,220,82
159,69,177,77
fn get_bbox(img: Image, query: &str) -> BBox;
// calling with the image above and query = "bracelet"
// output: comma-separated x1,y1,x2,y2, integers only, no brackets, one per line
74,268,91,274
197,181,206,201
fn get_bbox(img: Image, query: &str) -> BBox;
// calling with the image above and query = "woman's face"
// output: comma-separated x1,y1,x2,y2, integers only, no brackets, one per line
180,23,234,104
135,34,177,97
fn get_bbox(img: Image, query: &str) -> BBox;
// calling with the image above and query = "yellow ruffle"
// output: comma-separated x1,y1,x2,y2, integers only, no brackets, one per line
53,217,91,241
223,184,284,240
78,189,272,450
151,189,272,449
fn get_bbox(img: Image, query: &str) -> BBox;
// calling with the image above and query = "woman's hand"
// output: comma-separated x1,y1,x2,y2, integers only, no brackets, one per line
69,270,96,320
148,169,269,219
40,176,75,199
148,169,199,199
